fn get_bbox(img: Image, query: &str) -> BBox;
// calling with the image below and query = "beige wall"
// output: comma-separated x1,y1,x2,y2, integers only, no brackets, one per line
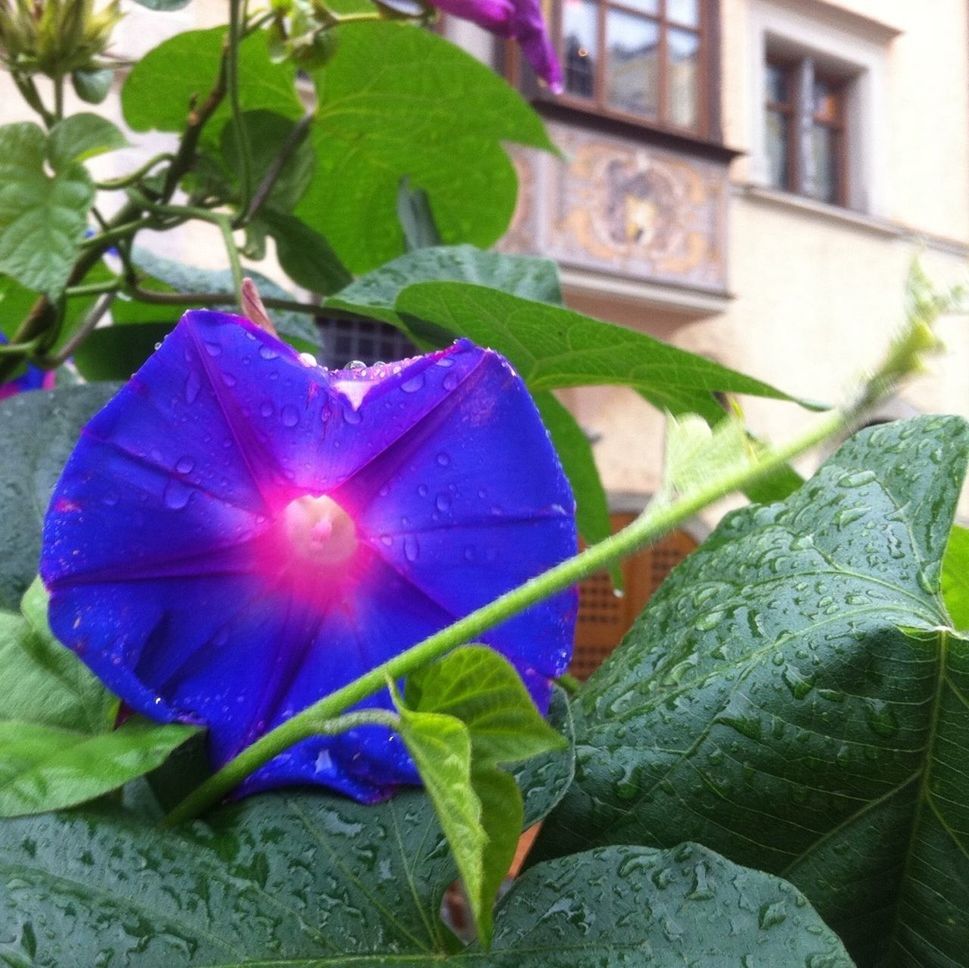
579,1,969,522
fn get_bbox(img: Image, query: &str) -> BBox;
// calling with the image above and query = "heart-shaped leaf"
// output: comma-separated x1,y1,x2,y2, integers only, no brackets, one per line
534,415,969,967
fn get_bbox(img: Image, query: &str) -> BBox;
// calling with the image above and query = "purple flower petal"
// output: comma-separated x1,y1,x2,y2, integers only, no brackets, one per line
431,0,563,92
41,310,577,802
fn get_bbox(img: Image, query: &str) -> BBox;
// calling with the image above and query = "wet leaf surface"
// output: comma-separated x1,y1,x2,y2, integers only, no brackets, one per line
534,416,969,967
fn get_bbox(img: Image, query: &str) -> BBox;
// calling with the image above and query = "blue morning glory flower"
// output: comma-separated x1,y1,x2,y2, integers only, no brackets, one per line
41,310,577,802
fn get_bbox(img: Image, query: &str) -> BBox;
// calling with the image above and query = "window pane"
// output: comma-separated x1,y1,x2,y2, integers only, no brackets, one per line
667,27,700,129
605,11,659,118
766,108,789,189
810,124,839,203
562,0,598,99
765,62,789,105
812,77,840,122
667,0,699,27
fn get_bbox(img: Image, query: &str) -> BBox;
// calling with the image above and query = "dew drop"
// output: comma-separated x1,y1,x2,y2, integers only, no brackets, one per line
203,341,222,357
175,455,196,474
260,401,274,418
258,345,279,361
403,535,420,562
436,452,451,466
343,407,363,425
163,480,193,510
442,372,459,391
281,405,300,428
401,374,425,393
839,470,877,488
435,493,452,513
417,484,429,498
347,359,366,371
183,370,201,404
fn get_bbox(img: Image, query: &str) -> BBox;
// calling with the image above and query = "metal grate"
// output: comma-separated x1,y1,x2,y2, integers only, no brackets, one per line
571,516,698,680
317,317,417,369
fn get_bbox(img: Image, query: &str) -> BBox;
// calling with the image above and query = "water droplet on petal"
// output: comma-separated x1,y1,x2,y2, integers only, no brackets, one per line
403,535,420,562
435,493,452,512
347,359,366,371
203,341,222,357
417,484,429,498
163,479,193,510
443,372,459,391
258,345,279,361
175,455,196,474
436,452,451,466
260,401,274,418
343,407,362,425
183,370,201,404
401,374,424,393
281,405,299,428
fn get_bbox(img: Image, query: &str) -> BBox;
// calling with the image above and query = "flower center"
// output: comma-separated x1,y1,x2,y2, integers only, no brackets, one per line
283,495,357,567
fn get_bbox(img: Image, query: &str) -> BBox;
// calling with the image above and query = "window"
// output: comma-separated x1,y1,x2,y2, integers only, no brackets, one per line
765,56,848,205
316,318,417,370
556,0,715,136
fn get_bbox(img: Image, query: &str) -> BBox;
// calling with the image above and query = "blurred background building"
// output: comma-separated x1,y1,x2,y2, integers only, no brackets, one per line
2,0,967,670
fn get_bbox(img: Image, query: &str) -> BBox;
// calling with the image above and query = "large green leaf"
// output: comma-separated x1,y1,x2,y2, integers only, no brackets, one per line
942,524,969,631
483,843,852,966
121,28,301,139
534,415,969,967
0,384,118,610
298,24,555,273
396,282,814,423
0,123,94,295
398,646,565,945
327,244,562,326
0,789,850,965
258,210,352,296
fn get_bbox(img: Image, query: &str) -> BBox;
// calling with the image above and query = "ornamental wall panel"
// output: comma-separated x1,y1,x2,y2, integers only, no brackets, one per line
502,120,729,294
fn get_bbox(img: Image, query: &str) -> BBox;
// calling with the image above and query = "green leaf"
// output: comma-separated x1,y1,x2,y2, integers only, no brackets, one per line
483,843,853,966
130,250,321,352
398,176,443,251
0,580,115,734
0,790,849,963
327,244,563,327
73,322,175,381
298,23,554,273
661,411,752,503
942,524,969,631
0,718,197,818
534,415,969,967
398,646,565,946
121,28,300,141
257,209,352,295
0,384,118,610
0,790,458,963
0,122,94,295
220,110,315,212
396,282,814,423
534,391,615,581
47,114,127,169
0,274,39,340
509,685,575,827
0,580,198,817
71,68,114,104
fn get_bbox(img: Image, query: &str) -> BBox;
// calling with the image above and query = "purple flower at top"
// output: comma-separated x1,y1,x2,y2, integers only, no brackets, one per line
0,334,55,400
432,0,563,93
41,310,577,803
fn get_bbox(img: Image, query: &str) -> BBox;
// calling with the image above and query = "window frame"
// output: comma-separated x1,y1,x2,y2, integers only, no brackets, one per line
511,0,722,142
764,54,849,207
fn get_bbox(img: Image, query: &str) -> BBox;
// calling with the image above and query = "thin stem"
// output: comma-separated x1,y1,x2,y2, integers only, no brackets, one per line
163,402,852,826
227,0,253,212
12,73,55,127
217,214,244,307
66,279,123,298
0,337,42,357
125,286,329,320
238,113,313,226
52,73,64,122
37,293,117,368
95,153,176,191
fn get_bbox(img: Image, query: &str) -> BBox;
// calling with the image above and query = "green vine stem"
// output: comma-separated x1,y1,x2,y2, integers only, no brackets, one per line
163,390,879,826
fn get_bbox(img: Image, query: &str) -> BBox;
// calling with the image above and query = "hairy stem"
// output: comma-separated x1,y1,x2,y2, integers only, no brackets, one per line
163,401,857,826
227,0,253,212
